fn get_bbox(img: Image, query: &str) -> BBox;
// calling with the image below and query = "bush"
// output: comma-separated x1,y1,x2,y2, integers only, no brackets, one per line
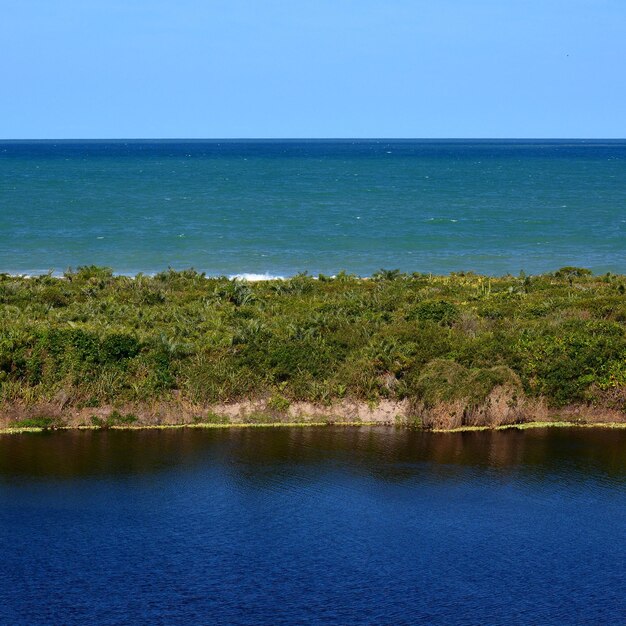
65,266,114,282
554,266,592,279
410,359,469,405
91,411,138,428
1,268,625,412
101,334,141,362
407,360,525,429
513,320,626,405
13,416,60,430
410,300,459,325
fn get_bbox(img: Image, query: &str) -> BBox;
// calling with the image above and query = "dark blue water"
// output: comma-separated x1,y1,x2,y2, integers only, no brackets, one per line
1,426,625,624
1,140,625,277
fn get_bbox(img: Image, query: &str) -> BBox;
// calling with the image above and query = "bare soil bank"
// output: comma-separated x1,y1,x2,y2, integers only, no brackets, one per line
2,394,625,434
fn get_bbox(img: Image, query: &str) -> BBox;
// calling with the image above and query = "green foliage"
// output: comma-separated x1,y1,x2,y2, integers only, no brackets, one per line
244,412,277,424
108,410,138,425
407,359,520,406
198,411,229,424
1,267,625,410
65,265,114,282
410,300,459,325
514,319,626,405
13,416,60,430
554,266,592,279
372,268,404,281
410,359,469,405
40,286,69,308
267,393,291,412
91,411,138,428
219,281,256,306
100,334,141,362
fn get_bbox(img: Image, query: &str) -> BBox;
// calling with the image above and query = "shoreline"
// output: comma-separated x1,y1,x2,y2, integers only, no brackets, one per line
1,270,289,282
2,420,626,436
2,402,626,436
3,397,625,434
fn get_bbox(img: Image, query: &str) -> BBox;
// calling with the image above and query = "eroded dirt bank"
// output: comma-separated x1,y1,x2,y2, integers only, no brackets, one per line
2,394,626,433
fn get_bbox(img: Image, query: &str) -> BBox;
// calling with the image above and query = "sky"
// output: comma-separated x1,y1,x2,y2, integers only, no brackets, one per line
1,0,625,138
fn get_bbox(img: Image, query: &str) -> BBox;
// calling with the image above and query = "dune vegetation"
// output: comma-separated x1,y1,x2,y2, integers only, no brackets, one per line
1,266,625,430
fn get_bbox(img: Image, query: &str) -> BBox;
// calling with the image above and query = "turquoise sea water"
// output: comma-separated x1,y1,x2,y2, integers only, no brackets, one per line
1,140,625,277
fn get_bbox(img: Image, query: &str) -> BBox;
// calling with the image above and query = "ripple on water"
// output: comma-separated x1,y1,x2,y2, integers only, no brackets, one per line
0,426,625,623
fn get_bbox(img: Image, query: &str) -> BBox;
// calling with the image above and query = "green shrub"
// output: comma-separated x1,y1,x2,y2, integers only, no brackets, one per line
103,411,138,427
409,359,469,405
13,416,59,430
1,267,625,410
513,320,626,405
101,334,141,362
410,300,459,325
40,287,69,308
65,265,114,282
199,411,229,424
267,394,291,412
554,266,592,279
372,268,403,281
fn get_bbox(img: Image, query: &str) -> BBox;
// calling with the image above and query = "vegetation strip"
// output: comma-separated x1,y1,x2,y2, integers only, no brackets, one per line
1,266,626,431
0,422,373,435
2,421,626,436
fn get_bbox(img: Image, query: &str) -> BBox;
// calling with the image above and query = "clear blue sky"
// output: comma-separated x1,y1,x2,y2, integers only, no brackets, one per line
2,0,625,138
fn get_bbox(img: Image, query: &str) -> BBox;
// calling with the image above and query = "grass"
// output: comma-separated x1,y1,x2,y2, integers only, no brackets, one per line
0,421,364,435
2,420,626,437
12,416,61,430
90,410,138,428
432,421,626,433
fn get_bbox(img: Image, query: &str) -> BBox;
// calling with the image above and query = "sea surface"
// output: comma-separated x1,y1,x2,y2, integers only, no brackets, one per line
1,426,625,625
1,140,625,277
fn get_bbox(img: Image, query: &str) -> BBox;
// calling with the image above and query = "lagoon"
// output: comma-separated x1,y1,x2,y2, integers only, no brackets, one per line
1,426,624,624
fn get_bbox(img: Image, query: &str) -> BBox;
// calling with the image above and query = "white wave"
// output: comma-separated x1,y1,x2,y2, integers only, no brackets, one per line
230,272,285,282
3,270,62,278
425,217,459,223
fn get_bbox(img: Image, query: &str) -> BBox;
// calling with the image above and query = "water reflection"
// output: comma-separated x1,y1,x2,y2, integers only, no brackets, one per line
1,426,624,481
1,426,625,625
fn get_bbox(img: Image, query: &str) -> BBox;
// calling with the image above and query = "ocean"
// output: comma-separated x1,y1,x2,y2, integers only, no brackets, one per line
1,139,625,277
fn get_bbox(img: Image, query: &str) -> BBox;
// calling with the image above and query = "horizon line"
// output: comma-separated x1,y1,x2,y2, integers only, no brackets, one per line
2,137,625,142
